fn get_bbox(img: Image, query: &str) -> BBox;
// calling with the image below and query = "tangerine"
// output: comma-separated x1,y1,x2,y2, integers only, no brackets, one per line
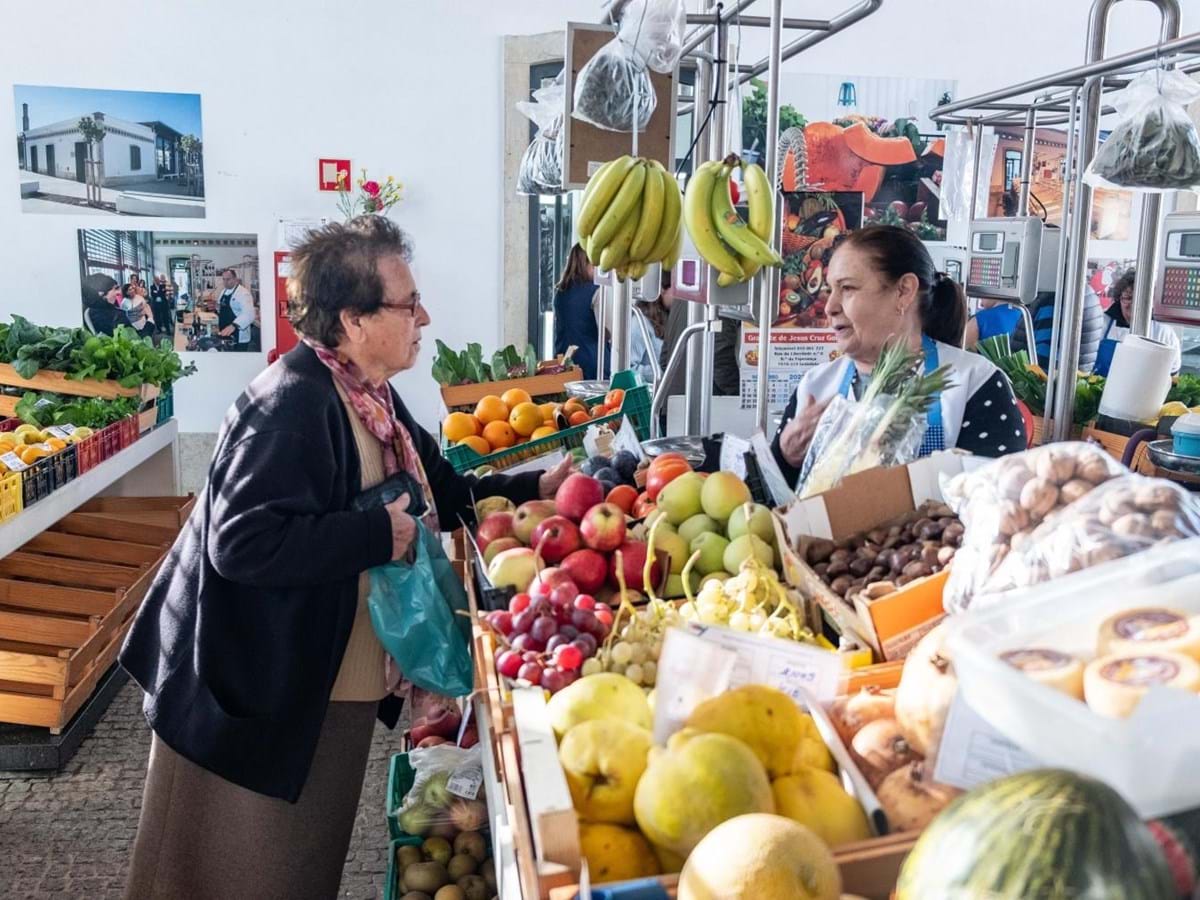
482,420,517,449
474,395,510,425
531,425,558,440
457,436,491,456
568,411,590,427
442,411,481,443
509,402,543,438
538,402,559,423
605,388,625,409
606,484,639,514
500,388,532,408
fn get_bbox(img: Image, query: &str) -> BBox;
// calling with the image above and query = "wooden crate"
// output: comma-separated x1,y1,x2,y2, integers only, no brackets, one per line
0,363,150,401
440,367,584,411
77,494,196,530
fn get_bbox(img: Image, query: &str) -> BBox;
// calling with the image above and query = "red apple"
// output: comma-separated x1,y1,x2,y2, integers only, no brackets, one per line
580,502,628,553
476,512,514,552
561,549,608,593
555,474,605,523
531,515,583,564
512,500,557,545
529,566,577,601
609,540,663,593
633,492,656,519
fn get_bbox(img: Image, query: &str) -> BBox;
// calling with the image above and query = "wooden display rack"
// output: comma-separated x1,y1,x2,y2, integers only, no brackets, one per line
440,367,584,412
0,363,161,419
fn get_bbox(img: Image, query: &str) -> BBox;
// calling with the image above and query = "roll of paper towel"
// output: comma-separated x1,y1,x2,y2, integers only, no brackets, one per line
1099,334,1174,421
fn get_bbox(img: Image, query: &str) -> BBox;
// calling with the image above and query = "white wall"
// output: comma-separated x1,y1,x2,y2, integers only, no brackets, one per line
2,0,1195,435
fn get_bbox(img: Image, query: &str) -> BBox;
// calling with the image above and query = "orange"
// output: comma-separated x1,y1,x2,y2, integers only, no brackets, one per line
509,402,543,438
482,420,517,449
562,398,587,417
538,402,559,423
19,446,47,465
531,425,558,440
457,436,491,456
474,395,509,425
606,484,638,514
568,411,590,427
442,412,480,443
605,388,625,409
500,388,532,409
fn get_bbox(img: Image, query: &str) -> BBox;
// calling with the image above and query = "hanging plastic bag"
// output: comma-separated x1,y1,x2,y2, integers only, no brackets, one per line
1083,69,1200,192
572,0,684,132
395,744,488,837
517,76,565,195
367,521,473,697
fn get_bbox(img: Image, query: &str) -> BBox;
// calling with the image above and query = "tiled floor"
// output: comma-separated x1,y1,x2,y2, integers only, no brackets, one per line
0,679,404,899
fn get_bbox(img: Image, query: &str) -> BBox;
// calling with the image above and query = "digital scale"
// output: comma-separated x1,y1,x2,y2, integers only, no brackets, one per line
966,216,1061,304
1154,211,1200,327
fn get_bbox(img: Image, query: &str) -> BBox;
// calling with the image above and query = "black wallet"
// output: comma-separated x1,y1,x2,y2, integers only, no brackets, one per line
351,471,428,517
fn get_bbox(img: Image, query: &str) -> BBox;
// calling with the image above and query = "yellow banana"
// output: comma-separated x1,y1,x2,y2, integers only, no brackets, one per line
591,162,647,254
584,232,602,265
644,161,682,266
628,161,665,264
628,261,648,280
599,203,641,272
577,158,617,232
711,164,781,268
717,271,739,288
683,161,744,280
742,162,775,243
578,156,635,239
662,222,683,271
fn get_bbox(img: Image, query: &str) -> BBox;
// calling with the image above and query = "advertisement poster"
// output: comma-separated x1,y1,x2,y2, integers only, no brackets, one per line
1087,258,1137,311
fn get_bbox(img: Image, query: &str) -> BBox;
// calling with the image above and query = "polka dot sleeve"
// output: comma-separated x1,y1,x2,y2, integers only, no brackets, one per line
956,374,1027,458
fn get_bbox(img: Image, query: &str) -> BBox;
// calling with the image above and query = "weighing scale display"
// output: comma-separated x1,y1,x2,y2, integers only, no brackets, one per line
1180,233,1200,258
1156,215,1200,326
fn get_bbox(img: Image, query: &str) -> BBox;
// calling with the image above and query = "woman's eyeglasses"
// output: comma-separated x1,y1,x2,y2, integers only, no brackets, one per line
379,292,424,317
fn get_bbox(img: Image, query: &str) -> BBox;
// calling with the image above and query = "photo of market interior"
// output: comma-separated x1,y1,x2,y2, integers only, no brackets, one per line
4,1,1200,898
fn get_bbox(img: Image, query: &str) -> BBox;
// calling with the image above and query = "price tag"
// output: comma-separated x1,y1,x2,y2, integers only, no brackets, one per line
447,762,484,800
1,451,29,472
45,425,75,438
653,629,738,743
719,435,751,480
933,691,1040,791
503,449,567,477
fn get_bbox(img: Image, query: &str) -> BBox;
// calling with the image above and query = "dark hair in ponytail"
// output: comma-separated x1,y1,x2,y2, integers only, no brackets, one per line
834,225,967,346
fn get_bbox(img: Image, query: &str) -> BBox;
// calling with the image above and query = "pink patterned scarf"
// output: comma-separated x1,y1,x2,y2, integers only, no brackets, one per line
306,340,439,532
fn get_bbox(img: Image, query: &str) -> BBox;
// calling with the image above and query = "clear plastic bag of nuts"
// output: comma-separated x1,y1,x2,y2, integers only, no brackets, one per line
941,443,1124,613
977,474,1200,601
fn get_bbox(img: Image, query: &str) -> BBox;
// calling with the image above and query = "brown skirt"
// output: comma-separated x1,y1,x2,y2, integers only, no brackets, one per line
124,701,378,900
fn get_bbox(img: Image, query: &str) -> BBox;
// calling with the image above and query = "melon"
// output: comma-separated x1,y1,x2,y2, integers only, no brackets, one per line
800,122,870,192
843,122,918,166
896,769,1175,900
851,164,885,203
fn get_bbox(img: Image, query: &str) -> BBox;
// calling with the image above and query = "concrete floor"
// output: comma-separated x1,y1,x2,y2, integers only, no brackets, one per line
18,171,205,216
0,680,405,899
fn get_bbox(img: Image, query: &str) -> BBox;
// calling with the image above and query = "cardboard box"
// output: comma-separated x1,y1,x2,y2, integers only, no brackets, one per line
772,452,983,661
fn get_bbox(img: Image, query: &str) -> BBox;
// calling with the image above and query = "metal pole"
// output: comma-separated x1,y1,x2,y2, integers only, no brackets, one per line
595,285,608,382
754,0,783,433
734,0,882,89
632,306,662,387
969,119,985,221
652,323,709,437
687,13,832,30
680,0,756,57
1018,106,1037,216
612,277,632,375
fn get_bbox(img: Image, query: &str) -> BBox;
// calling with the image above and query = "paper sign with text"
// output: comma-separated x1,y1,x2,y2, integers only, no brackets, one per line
933,691,1040,791
652,628,739,743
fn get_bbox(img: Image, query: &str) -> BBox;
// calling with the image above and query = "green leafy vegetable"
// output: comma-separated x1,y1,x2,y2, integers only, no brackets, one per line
1167,373,1200,407
15,391,140,429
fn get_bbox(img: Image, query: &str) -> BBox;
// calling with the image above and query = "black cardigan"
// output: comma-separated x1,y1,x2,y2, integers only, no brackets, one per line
119,344,541,802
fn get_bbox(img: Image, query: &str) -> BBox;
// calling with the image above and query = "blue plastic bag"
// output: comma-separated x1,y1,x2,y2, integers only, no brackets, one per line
367,522,473,697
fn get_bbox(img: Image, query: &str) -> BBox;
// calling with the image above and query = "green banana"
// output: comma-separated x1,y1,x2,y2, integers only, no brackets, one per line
590,162,647,255
742,162,775,243
628,161,665,264
578,156,635,240
644,161,681,266
683,161,744,280
599,203,641,272
711,164,781,268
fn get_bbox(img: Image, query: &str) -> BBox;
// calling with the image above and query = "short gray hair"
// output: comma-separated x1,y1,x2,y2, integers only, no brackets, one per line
286,216,415,347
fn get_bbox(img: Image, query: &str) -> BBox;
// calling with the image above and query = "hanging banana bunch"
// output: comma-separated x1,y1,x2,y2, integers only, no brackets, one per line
684,154,781,287
577,155,683,282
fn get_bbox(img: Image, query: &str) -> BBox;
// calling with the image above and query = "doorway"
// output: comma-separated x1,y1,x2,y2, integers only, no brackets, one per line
30,146,38,173
74,142,88,183
45,144,56,178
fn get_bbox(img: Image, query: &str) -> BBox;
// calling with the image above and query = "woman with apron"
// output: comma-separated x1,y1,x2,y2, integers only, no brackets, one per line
1092,270,1182,377
772,226,1025,488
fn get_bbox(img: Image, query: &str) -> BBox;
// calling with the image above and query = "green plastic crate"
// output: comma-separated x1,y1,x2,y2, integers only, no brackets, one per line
155,386,174,425
386,752,417,841
444,371,650,475
383,835,426,900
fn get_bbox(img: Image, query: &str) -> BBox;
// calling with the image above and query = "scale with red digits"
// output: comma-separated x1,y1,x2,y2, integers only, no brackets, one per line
1154,212,1200,326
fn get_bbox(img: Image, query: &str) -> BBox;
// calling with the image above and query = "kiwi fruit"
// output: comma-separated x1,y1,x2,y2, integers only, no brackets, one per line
404,861,451,895
397,845,423,869
453,831,488,862
446,854,477,880
433,887,465,900
399,893,431,900
457,875,488,900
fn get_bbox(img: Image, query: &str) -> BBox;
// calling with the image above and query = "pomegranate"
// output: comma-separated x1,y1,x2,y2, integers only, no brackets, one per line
894,622,957,758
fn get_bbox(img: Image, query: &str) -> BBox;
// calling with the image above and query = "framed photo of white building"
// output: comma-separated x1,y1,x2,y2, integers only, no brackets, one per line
15,84,205,218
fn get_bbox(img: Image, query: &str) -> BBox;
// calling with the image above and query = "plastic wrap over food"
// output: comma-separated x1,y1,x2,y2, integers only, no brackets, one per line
396,745,487,834
517,76,565,194
618,0,688,74
1083,69,1200,192
976,474,1200,603
941,442,1124,613
573,36,656,132
797,393,928,498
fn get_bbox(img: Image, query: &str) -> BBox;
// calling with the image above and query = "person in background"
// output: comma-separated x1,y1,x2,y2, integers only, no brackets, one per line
119,216,572,899
772,226,1025,487
964,297,1022,349
1009,286,1105,373
122,283,155,338
552,244,608,380
151,274,174,334
658,272,741,400
1093,268,1182,376
217,267,257,350
630,271,670,385
81,273,133,335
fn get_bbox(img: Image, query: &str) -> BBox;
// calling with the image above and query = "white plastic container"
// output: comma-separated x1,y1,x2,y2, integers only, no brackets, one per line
946,538,1200,818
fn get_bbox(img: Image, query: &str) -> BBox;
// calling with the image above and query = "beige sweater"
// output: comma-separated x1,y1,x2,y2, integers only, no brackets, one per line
329,384,390,702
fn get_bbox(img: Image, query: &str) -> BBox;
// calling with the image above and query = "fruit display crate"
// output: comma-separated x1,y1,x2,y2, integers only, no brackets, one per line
74,420,131,475
440,366,584,413
0,363,152,419
382,836,427,900
154,386,174,426
386,752,418,841
445,383,651,476
0,472,21,524
17,445,79,510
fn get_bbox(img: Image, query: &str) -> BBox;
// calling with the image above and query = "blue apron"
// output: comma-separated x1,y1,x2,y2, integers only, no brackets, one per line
1093,318,1119,377
839,334,946,458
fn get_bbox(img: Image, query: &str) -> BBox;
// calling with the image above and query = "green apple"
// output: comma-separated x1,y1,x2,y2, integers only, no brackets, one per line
723,534,775,574
645,508,672,532
658,472,705,526
677,514,720,546
726,503,777,548
700,471,753,524
662,571,702,599
690,532,731,576
652,528,691,575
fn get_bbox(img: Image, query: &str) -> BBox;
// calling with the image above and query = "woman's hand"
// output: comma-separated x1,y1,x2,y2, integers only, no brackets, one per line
538,456,574,500
779,396,829,467
385,493,418,561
